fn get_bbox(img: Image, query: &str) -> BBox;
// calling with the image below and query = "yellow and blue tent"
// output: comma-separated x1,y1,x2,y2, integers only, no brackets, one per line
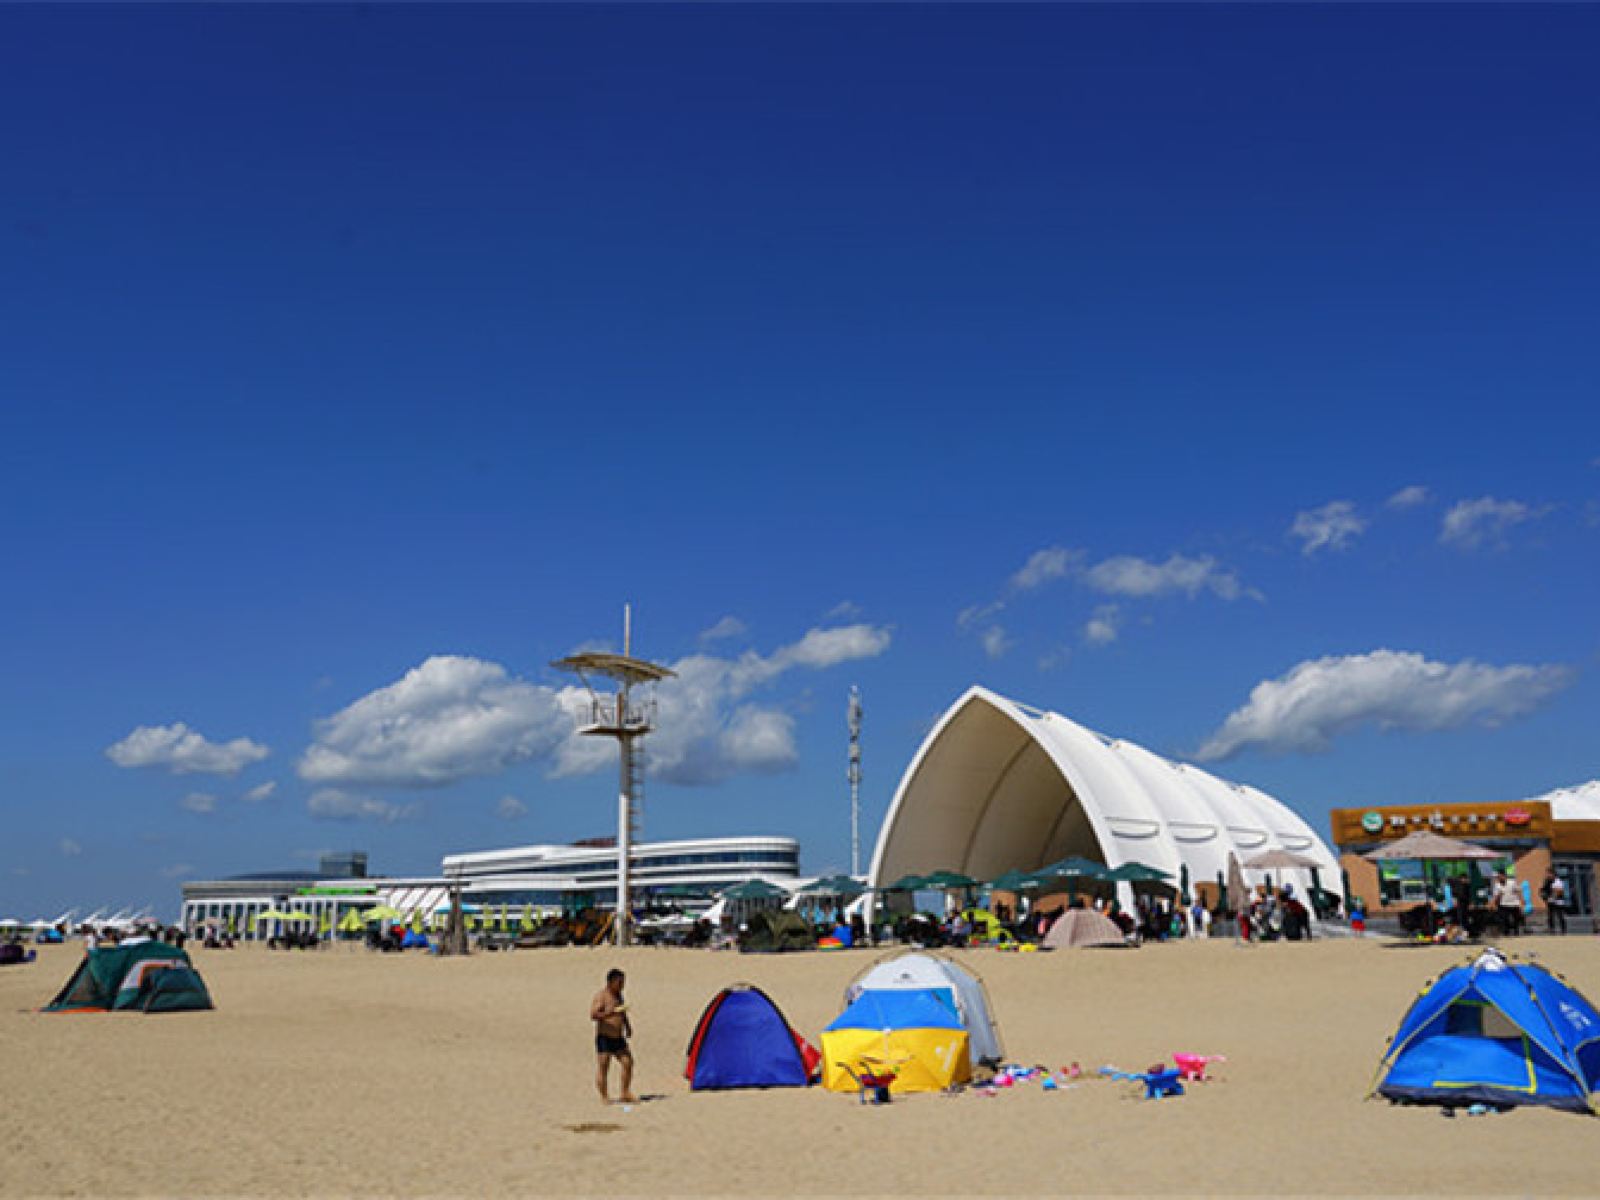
821,987,970,1094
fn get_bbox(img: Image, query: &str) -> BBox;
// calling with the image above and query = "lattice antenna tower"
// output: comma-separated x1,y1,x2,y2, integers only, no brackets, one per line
848,685,863,878
551,604,675,947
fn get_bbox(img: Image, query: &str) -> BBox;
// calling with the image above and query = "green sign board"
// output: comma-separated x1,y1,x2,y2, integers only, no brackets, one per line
297,884,377,896
1361,811,1384,834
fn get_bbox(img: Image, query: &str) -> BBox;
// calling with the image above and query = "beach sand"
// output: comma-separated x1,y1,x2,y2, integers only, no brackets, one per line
5,936,1600,1197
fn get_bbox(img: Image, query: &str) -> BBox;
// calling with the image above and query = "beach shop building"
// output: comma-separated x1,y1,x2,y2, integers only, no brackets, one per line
1331,783,1600,921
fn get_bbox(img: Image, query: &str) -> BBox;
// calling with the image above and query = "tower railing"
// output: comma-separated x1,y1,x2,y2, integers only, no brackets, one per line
581,694,657,733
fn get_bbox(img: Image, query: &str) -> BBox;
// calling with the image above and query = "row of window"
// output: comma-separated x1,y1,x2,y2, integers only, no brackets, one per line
458,849,800,880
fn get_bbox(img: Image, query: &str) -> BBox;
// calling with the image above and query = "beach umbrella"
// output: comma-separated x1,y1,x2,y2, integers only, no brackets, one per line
719,879,790,901
337,909,364,934
499,905,510,933
921,870,979,890
253,909,289,923
882,873,928,892
280,911,315,923
1036,856,1109,881
410,908,424,934
520,904,535,933
318,912,331,936
1362,830,1501,862
1227,853,1248,940
1105,862,1172,883
363,905,403,924
1243,848,1323,871
986,868,1037,893
797,874,860,897
1035,857,1108,902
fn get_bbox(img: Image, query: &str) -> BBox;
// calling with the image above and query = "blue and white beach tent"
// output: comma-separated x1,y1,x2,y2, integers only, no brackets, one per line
1374,950,1600,1113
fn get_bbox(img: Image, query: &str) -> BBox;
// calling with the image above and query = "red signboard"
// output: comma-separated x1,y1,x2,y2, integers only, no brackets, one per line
1504,807,1531,827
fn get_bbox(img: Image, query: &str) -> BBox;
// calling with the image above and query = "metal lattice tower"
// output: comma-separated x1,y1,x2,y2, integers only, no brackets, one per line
848,685,863,878
551,605,674,947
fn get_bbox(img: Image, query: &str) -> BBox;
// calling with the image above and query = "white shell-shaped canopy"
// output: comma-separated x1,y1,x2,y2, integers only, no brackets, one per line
868,687,1340,902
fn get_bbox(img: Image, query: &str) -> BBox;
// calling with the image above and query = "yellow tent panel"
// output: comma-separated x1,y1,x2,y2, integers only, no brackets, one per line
820,1027,970,1094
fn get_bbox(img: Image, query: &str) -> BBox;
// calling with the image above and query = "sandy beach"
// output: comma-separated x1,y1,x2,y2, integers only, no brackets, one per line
5,938,1600,1197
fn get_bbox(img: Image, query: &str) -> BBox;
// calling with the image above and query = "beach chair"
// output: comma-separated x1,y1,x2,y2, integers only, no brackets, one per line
834,1058,900,1105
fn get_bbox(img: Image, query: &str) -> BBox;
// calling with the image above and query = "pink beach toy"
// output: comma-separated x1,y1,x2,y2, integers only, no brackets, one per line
1173,1054,1225,1083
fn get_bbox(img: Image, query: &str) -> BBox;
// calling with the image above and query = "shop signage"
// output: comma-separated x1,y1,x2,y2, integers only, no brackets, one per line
1504,807,1532,827
1361,811,1384,834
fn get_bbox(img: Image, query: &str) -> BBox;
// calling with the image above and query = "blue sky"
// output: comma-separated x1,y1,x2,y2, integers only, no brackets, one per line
3,5,1597,918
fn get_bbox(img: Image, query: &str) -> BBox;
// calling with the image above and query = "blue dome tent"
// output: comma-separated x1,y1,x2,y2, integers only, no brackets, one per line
1373,950,1600,1114
683,985,819,1090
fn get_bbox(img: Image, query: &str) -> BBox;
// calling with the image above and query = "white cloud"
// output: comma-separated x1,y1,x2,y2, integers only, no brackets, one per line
242,780,277,803
1197,649,1573,761
179,792,217,815
1037,647,1071,672
979,625,1013,660
298,624,891,792
496,794,528,820
308,789,419,823
824,600,863,620
698,616,747,643
1440,496,1541,550
1290,501,1367,556
957,601,1004,629
299,656,574,788
1010,546,1079,591
58,837,82,857
1084,554,1250,601
1386,485,1431,511
106,723,269,776
1083,605,1121,645
159,863,193,879
760,624,892,673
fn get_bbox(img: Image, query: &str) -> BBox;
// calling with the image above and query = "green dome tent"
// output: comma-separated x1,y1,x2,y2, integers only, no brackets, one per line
45,942,213,1013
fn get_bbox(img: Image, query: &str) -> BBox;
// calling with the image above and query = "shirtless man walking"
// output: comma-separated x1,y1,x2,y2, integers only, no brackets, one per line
590,968,636,1104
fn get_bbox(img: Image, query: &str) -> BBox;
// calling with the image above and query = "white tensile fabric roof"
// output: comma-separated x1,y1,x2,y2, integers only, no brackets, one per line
868,686,1341,902
1524,779,1600,823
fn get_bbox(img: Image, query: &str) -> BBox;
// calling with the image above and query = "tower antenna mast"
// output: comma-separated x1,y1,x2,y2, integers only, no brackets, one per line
552,604,674,946
848,685,863,878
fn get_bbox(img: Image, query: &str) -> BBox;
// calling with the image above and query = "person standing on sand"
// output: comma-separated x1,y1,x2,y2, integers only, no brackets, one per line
590,968,636,1104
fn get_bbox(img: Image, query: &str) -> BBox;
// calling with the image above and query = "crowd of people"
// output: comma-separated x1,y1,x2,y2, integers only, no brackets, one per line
1403,867,1572,944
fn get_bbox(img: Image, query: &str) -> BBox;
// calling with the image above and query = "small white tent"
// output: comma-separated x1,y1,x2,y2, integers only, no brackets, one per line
845,951,1002,1067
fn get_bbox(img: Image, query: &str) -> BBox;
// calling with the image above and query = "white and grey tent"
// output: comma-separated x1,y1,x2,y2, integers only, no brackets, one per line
845,950,1002,1067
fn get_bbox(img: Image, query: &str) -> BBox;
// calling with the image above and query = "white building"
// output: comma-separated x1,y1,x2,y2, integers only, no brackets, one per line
442,835,801,912
180,836,802,933
869,687,1341,904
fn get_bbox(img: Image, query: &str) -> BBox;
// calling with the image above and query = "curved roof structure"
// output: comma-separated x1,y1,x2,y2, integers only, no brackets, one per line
868,687,1340,902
